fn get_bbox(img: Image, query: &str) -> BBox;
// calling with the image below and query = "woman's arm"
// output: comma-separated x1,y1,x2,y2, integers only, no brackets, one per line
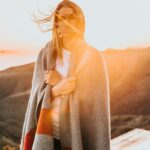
48,77,76,100
51,86,59,99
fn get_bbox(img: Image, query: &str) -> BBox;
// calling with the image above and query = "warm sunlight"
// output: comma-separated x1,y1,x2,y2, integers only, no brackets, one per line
1,1,150,149
0,0,150,52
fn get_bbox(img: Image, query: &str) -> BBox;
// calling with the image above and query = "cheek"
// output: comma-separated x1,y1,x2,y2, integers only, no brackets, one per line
71,20,81,29
57,21,81,35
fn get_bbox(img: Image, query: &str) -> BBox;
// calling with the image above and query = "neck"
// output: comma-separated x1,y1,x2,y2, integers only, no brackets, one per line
61,36,87,53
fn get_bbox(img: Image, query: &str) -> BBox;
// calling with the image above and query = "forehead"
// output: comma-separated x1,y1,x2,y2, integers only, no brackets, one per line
58,7,74,17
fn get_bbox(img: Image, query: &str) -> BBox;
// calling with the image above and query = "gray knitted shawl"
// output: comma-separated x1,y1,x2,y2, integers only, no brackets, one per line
20,41,111,150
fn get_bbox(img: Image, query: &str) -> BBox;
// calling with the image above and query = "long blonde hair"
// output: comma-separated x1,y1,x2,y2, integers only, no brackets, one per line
32,0,85,65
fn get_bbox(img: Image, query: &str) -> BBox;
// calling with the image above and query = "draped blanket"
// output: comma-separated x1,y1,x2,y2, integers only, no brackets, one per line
20,41,111,150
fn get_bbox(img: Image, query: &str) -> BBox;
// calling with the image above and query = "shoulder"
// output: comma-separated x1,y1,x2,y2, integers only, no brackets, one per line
89,46,109,79
85,45,108,74
85,45,104,62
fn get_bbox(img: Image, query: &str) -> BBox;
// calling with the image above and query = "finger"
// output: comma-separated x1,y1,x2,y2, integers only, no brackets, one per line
48,70,53,74
72,82,75,88
44,71,52,76
66,82,74,88
70,76,76,81
44,75,49,79
64,80,74,88
61,89,71,95
62,84,75,94
46,79,50,84
44,74,51,78
71,84,75,90
65,88,74,94
44,72,51,75
70,85,75,91
67,77,76,82
44,77,50,82
44,75,47,79
63,86,74,93
69,76,75,80
44,78,48,82
67,80,76,87
44,73,48,76
44,70,49,74
48,71,53,74
44,70,48,73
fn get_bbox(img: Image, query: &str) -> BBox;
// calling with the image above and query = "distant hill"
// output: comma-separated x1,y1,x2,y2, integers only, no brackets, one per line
0,50,37,54
0,47,150,148
0,63,34,147
103,47,150,115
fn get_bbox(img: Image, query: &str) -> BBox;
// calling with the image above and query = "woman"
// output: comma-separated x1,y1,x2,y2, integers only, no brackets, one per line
20,0,111,150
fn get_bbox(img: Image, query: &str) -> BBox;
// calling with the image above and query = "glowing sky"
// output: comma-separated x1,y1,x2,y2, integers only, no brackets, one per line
0,0,150,51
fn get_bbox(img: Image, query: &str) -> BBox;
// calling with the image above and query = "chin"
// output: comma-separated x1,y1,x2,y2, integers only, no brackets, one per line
61,34,74,39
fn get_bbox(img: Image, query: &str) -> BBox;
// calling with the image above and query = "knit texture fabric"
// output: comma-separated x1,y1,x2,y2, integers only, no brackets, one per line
20,41,111,150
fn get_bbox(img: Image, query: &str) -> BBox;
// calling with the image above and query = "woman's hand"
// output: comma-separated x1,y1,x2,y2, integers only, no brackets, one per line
44,70,62,86
52,76,76,98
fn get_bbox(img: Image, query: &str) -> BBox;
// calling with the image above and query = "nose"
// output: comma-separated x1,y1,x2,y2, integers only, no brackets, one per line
56,22,67,33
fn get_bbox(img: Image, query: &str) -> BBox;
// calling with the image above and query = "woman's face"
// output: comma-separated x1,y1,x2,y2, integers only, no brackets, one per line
55,7,82,39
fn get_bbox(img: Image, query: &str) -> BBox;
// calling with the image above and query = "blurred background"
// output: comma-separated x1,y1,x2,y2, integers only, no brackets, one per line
0,0,150,149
